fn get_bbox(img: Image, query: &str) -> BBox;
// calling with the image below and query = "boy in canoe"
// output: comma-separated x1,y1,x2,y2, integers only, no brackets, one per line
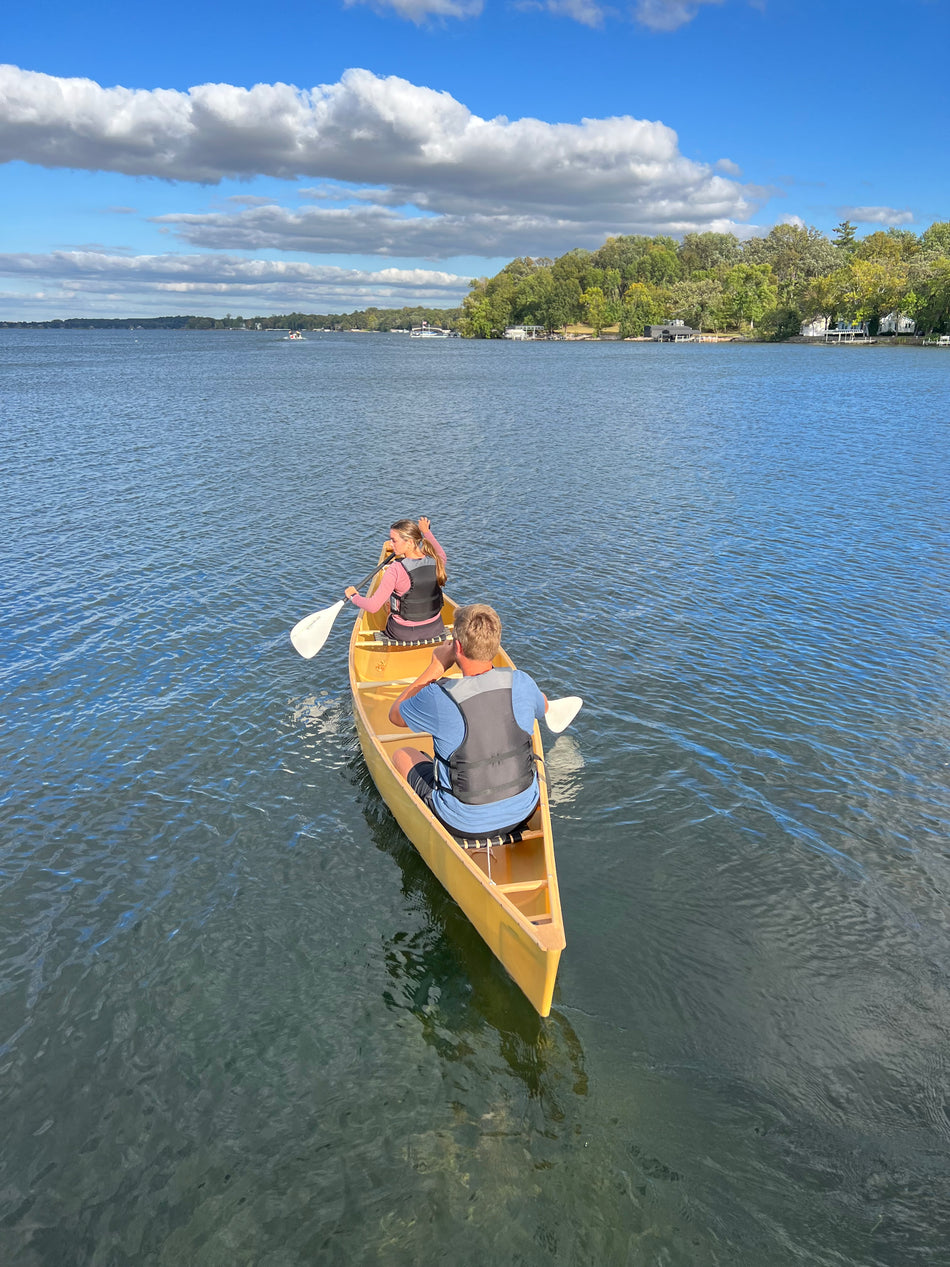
388,603,547,839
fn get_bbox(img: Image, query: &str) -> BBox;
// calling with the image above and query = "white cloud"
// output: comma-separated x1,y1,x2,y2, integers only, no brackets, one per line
542,0,608,27
0,250,468,312
633,0,723,31
346,0,727,27
155,198,750,260
0,64,757,249
841,205,914,226
343,0,483,20
714,158,741,176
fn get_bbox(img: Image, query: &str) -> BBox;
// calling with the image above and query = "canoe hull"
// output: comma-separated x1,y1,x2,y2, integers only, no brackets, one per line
348,579,564,1016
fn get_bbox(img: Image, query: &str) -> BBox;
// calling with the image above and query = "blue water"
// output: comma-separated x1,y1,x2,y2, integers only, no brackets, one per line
2,329,949,1264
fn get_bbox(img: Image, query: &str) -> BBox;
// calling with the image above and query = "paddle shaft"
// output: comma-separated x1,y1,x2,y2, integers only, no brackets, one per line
346,555,393,598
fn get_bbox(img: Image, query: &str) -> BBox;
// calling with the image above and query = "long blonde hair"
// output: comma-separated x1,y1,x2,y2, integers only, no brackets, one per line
390,519,447,586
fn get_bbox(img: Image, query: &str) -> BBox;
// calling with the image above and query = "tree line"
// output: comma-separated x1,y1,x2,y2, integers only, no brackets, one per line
6,222,950,339
460,221,950,339
0,306,461,331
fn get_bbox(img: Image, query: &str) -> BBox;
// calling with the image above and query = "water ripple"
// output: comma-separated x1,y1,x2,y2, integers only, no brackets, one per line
2,331,949,1264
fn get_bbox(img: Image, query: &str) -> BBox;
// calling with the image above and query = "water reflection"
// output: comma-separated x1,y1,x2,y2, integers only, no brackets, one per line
542,733,585,809
350,756,589,1104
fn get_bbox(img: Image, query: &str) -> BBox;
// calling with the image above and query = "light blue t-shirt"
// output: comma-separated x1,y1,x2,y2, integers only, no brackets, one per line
399,668,546,834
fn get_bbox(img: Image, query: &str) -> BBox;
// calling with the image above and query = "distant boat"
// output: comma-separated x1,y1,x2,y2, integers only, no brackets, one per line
286,330,305,341
410,322,455,339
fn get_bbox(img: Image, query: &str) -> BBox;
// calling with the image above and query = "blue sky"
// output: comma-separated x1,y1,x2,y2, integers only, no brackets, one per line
2,0,947,319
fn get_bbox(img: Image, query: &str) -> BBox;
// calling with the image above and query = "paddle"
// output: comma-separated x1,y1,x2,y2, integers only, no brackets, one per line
290,557,392,659
291,564,587,736
544,695,583,734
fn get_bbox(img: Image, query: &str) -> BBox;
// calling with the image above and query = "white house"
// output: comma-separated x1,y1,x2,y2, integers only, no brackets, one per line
878,311,916,335
800,315,829,338
503,325,545,340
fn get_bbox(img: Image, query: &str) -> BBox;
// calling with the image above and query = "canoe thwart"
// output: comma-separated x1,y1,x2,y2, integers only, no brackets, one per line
354,677,418,690
495,879,548,895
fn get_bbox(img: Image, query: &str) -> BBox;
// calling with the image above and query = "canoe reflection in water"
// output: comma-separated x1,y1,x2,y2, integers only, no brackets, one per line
356,769,589,1096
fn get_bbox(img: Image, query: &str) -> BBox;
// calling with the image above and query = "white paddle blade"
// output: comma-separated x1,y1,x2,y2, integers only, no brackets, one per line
545,695,583,734
290,600,345,659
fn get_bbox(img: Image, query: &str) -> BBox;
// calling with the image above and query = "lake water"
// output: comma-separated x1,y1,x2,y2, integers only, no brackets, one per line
2,328,949,1265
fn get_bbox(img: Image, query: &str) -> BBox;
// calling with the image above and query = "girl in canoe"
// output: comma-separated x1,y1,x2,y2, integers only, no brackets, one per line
344,516,448,642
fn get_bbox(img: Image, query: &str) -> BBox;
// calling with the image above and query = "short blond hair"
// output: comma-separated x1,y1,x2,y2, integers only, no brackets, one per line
453,604,501,661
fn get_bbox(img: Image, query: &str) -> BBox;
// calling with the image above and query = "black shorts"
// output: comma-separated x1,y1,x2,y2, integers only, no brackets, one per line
405,760,535,842
384,614,446,643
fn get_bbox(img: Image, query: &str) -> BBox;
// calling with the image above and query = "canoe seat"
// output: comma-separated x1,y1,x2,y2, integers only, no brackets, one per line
371,631,453,647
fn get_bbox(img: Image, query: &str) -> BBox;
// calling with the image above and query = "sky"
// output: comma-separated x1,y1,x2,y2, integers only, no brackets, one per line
2,0,948,320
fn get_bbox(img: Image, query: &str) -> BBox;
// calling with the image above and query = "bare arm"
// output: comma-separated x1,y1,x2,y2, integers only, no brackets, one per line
388,641,457,727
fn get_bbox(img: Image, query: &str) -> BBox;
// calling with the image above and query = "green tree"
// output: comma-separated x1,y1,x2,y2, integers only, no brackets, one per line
460,292,495,338
854,229,918,265
920,221,950,258
800,272,844,327
591,235,654,277
540,277,582,331
722,263,777,329
668,277,726,331
757,306,804,341
743,224,840,307
678,232,740,274
618,282,666,337
905,257,950,333
635,244,681,286
602,268,623,324
579,286,609,335
835,257,908,327
833,220,857,252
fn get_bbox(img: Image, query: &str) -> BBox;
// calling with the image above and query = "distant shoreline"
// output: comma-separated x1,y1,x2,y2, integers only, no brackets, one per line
0,325,942,349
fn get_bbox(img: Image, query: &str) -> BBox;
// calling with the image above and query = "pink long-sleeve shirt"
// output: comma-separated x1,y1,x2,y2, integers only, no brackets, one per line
348,530,447,626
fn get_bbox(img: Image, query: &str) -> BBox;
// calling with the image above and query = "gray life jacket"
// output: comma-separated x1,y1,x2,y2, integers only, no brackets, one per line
436,669,536,805
389,557,443,622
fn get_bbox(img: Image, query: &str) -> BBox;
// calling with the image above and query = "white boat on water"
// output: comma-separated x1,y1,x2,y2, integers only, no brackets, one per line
410,322,454,338
285,330,305,341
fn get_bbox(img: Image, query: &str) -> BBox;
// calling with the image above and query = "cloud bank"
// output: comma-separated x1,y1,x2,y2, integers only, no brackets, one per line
0,64,756,256
841,205,914,226
0,251,468,312
632,0,723,31
344,0,484,21
348,0,726,29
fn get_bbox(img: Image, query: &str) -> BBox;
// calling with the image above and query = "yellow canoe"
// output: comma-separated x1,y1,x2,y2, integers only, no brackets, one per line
348,564,565,1016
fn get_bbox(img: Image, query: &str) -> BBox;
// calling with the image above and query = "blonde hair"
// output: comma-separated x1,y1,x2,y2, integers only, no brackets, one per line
452,604,502,661
390,518,447,586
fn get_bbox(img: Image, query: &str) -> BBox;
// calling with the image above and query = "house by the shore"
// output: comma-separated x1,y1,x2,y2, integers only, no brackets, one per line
801,312,916,337
646,321,697,342
878,311,916,335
